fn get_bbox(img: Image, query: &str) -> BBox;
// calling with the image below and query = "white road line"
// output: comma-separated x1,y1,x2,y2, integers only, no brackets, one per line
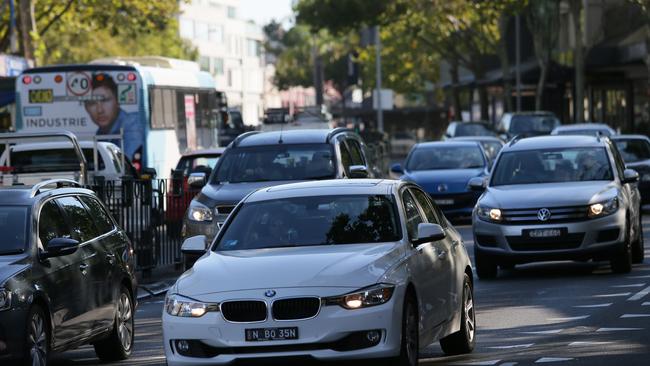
594,292,631,298
548,315,590,321
596,327,644,332
611,283,646,288
642,302,650,306
569,341,612,347
627,285,650,301
573,303,612,308
627,275,650,279
444,360,501,366
487,344,534,350
535,357,574,363
522,329,564,335
620,314,650,318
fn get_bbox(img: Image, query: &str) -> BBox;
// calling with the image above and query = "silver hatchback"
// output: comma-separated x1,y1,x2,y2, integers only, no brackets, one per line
471,135,644,279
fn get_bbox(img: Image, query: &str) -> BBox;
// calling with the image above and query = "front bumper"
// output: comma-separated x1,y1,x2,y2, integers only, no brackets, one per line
472,209,626,263
0,307,28,362
163,287,404,365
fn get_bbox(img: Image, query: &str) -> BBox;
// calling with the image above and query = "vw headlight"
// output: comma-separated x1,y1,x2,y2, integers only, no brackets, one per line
476,206,502,222
165,294,217,318
188,203,214,222
0,288,11,311
325,284,395,310
588,198,618,218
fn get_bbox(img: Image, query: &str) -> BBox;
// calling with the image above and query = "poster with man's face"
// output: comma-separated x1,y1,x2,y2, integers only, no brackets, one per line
17,70,145,160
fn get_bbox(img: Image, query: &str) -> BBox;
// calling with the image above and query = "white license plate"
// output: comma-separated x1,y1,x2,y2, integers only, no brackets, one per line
435,199,454,206
245,327,298,342
528,229,562,238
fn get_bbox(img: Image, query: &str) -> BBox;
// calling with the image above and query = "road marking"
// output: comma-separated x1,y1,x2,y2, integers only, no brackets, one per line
569,341,611,347
627,275,650,279
611,283,646,288
596,327,644,332
522,329,564,335
444,360,501,366
573,303,612,308
535,358,574,363
627,285,650,301
642,302,650,306
594,292,631,298
620,314,650,318
548,315,590,321
487,344,534,350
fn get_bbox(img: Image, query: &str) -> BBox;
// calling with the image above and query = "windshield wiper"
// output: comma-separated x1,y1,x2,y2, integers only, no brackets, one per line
303,174,335,180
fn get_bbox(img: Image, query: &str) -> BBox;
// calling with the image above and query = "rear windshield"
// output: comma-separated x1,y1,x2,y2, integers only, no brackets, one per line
406,145,485,171
510,115,559,134
0,206,29,255
176,154,221,176
214,144,335,183
555,129,613,137
7,148,105,173
614,139,650,163
455,124,494,137
215,195,402,250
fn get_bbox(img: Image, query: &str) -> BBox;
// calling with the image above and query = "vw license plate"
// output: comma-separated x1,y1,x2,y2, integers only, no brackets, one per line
528,229,562,238
245,327,298,342
435,199,454,206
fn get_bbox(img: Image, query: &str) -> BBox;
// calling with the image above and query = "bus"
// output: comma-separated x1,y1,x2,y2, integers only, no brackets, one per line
14,56,227,178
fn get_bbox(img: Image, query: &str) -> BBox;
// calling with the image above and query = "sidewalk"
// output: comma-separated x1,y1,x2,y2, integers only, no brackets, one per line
136,264,184,301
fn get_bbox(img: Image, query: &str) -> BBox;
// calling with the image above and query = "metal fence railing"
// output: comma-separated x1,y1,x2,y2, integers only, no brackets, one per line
90,177,199,274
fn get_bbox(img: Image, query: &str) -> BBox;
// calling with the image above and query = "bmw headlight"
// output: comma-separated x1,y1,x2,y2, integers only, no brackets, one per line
325,284,395,310
0,288,11,311
588,198,618,218
476,206,502,222
165,294,218,318
188,202,214,222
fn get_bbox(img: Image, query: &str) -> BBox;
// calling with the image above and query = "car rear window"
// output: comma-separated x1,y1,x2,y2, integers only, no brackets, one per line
215,195,401,250
7,148,105,173
176,154,221,176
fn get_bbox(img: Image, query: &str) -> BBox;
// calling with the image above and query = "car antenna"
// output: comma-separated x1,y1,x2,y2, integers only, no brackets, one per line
278,123,284,144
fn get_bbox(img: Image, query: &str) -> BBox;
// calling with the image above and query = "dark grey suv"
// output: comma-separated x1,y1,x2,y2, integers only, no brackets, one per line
0,180,137,365
182,128,376,246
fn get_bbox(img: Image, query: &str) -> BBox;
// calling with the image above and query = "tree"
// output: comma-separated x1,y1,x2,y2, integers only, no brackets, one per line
0,0,196,65
526,0,560,111
629,0,649,126
569,0,585,122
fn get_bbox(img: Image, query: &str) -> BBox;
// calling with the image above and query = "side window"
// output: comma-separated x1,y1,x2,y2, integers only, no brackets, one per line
79,196,115,235
402,190,425,241
609,143,626,179
56,196,100,243
410,188,441,225
346,139,365,166
38,201,71,247
338,140,353,176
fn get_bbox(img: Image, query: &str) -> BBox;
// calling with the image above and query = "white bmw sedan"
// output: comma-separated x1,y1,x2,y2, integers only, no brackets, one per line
163,179,476,366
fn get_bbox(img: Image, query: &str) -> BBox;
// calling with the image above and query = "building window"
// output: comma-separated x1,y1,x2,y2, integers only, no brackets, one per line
199,56,210,72
247,39,260,57
208,24,224,43
180,19,194,39
227,6,236,18
195,22,209,40
212,57,224,75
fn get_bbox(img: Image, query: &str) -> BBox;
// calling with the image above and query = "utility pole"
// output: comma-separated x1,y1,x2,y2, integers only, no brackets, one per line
375,26,384,132
515,14,522,112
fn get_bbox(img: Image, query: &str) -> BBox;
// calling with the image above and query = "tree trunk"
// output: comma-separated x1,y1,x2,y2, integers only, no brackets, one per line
478,84,489,121
536,62,548,110
451,60,462,120
18,0,35,62
498,15,513,113
570,0,585,123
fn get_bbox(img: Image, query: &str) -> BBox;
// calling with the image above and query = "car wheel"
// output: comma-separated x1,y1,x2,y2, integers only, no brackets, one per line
474,248,497,279
390,293,419,366
93,285,134,361
632,212,645,264
611,222,633,273
24,305,49,366
440,274,476,355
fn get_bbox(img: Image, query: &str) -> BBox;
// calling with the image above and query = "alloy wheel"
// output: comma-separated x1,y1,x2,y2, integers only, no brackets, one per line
117,293,134,351
464,282,476,343
28,312,47,366
405,301,418,366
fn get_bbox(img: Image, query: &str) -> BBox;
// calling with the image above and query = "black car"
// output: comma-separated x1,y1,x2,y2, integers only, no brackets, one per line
0,180,137,365
611,135,650,204
182,128,376,246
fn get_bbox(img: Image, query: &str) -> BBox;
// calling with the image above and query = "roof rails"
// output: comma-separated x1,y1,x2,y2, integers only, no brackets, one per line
232,131,261,148
326,128,352,143
30,179,82,197
508,134,524,146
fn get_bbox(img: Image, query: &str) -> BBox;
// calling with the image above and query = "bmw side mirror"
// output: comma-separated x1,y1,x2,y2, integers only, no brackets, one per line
349,165,369,179
390,163,403,174
188,172,207,188
42,238,80,259
468,177,486,191
413,223,446,245
181,235,208,255
623,169,640,184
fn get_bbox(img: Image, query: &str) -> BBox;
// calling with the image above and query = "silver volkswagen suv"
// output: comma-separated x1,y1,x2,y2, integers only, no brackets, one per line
472,135,643,279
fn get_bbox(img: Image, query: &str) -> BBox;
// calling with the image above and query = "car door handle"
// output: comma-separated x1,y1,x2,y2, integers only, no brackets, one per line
437,250,448,260
79,263,89,274
106,253,116,265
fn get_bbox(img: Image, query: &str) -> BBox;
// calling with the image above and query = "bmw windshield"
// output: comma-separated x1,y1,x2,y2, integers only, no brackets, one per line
491,147,613,186
215,195,402,250
406,145,485,171
213,144,335,183
0,206,29,255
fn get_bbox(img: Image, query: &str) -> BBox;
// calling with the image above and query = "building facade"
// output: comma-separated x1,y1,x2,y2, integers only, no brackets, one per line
179,0,265,125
